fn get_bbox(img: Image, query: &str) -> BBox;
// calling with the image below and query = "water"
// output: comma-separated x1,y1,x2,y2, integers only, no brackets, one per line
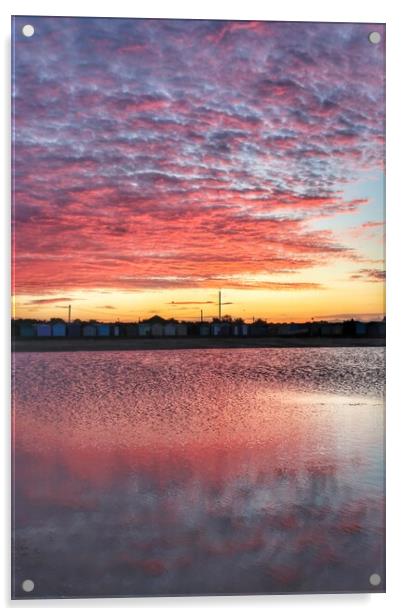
12,347,385,597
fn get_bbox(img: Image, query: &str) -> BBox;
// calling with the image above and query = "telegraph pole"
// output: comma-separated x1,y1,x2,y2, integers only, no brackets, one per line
218,290,222,320
68,304,71,323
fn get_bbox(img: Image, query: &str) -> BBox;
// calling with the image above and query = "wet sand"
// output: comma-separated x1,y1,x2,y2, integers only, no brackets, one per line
12,336,385,353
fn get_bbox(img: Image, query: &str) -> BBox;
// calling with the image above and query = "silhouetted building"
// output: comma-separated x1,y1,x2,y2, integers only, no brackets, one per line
52,322,66,337
82,324,97,337
199,323,210,336
67,323,81,337
355,322,367,336
137,322,150,336
151,323,164,337
19,323,35,337
37,323,52,337
164,321,176,336
249,320,269,337
12,315,386,341
367,321,385,337
125,324,139,337
176,323,188,336
97,324,110,336
279,323,310,336
233,320,248,336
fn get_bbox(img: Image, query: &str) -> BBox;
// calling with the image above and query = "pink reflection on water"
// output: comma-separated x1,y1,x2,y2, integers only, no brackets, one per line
12,349,385,597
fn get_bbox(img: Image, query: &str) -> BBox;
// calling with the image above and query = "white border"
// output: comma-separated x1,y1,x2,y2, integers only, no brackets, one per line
2,1,402,614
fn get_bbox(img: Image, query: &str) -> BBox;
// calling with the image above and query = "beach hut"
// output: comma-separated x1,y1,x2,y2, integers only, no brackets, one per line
126,324,139,337
249,320,269,337
164,322,176,336
233,322,248,337
199,323,210,337
219,322,231,336
82,324,97,337
331,323,343,336
367,321,385,337
97,324,110,337
211,322,222,336
355,322,367,336
138,322,151,337
151,323,164,337
287,323,309,336
20,323,35,337
320,324,331,336
176,323,188,337
67,323,81,337
112,325,120,337
37,323,52,337
52,322,66,337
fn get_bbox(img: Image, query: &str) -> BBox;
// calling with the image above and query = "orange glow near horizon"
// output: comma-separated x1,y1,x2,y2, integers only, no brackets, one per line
13,274,385,324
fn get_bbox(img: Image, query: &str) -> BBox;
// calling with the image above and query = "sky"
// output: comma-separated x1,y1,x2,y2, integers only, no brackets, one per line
12,17,385,323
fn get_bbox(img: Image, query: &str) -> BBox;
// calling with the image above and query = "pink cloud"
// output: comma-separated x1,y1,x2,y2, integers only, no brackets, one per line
12,19,385,296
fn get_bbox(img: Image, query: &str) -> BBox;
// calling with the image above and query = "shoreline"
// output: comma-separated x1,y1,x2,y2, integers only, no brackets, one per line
12,336,385,353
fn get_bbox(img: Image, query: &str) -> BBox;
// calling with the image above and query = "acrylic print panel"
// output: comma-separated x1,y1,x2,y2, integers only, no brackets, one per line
11,16,385,599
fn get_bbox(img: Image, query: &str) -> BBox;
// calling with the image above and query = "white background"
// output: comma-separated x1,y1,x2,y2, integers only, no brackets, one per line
1,1,401,614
